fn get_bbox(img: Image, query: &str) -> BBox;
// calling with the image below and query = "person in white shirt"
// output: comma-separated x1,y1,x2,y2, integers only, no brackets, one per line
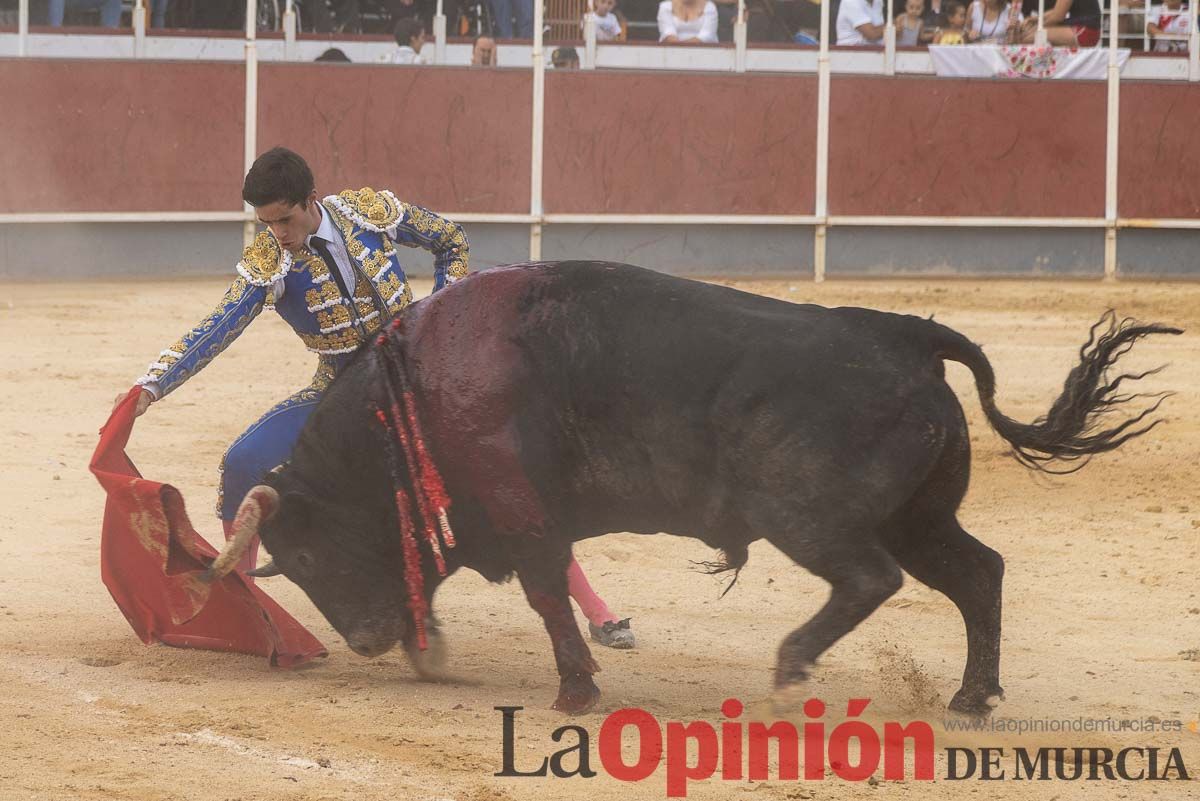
836,0,885,45
391,17,428,65
592,0,626,41
966,0,1020,42
1148,0,1191,51
658,0,719,42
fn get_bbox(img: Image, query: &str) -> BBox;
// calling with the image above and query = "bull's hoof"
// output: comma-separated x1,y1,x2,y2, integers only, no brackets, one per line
948,687,1005,718
770,682,810,716
404,621,449,681
772,660,812,690
552,672,600,715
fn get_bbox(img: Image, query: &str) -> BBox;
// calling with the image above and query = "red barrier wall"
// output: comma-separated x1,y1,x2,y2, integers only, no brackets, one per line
7,60,1197,223
257,64,531,213
1118,82,1200,219
543,71,818,215
828,77,1107,218
0,59,244,213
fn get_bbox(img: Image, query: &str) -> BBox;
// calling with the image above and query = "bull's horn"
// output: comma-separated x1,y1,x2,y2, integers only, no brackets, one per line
202,485,280,582
245,560,282,578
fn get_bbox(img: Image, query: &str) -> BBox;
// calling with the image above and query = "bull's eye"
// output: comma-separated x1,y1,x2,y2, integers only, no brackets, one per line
294,550,315,573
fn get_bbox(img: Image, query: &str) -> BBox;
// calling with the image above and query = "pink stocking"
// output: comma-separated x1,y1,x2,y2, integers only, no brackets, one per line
566,557,616,627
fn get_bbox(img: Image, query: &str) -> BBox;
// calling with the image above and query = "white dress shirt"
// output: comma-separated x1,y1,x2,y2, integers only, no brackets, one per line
391,45,428,64
296,202,358,303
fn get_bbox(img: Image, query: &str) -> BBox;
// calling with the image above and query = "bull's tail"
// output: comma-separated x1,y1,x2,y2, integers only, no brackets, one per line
929,311,1183,473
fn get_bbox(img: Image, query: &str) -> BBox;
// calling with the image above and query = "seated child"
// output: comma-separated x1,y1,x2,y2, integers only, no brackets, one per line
934,1,969,43
895,0,927,45
593,0,626,41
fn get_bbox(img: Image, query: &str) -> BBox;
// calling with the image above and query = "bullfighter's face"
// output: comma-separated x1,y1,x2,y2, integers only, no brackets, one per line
254,191,321,254
258,489,410,658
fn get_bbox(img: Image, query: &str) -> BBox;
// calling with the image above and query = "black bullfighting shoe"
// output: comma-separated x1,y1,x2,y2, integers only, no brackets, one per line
589,618,635,649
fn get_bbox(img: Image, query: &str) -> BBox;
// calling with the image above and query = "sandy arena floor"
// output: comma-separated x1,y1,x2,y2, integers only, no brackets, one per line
0,275,1197,801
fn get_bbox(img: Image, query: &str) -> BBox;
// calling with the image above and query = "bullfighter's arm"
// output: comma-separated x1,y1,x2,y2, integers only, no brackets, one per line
385,203,470,292
134,276,269,400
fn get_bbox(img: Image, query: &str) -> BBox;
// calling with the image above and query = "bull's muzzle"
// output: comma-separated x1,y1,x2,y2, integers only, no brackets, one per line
202,485,279,582
347,634,397,658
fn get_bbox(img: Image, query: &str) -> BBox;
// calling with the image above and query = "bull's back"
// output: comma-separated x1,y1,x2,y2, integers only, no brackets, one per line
477,262,935,397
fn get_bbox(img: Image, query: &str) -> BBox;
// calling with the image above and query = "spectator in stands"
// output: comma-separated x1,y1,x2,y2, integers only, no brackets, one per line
552,45,582,66
966,0,1019,42
47,0,122,27
658,0,719,42
391,17,428,63
933,0,968,41
1017,0,1101,45
316,47,352,61
491,0,534,38
835,0,884,44
1148,0,1191,51
591,0,627,41
471,34,497,64
895,0,927,44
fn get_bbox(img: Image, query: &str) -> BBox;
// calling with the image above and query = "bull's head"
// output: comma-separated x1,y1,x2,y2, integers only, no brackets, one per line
208,477,411,658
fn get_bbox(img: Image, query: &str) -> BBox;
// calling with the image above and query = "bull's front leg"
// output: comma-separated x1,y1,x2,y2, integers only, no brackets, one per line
515,553,601,714
403,615,449,680
402,574,450,681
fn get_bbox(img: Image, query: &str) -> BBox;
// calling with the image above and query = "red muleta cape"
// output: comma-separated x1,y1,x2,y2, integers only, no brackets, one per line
89,388,326,667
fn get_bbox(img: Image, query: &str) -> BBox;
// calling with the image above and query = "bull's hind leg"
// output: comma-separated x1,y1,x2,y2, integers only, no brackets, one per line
885,517,1005,716
772,541,904,689
514,549,602,714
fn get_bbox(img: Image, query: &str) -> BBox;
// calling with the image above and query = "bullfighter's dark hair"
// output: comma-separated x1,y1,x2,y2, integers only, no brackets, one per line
242,147,315,208
394,17,424,47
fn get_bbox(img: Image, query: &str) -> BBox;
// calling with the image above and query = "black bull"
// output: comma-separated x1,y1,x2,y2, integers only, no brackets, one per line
214,262,1180,715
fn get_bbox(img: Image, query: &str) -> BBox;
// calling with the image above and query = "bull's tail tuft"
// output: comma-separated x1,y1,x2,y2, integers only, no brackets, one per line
931,311,1183,474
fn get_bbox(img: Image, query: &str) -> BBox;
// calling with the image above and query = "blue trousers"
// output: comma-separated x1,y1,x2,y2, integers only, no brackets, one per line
488,0,533,38
48,0,123,26
217,363,333,521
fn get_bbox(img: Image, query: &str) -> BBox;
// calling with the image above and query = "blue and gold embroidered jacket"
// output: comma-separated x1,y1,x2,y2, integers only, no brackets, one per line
136,188,469,398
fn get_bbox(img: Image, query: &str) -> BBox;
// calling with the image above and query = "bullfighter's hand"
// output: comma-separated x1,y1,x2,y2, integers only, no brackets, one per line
112,389,154,417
